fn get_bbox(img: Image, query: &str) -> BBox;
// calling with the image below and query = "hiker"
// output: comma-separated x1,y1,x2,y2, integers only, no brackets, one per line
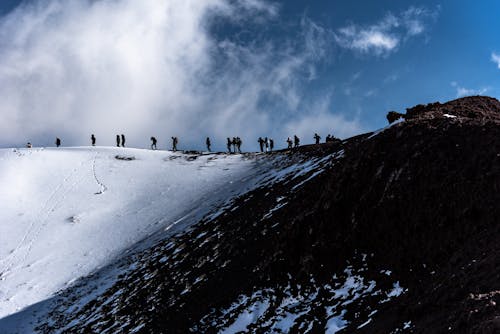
232,137,237,153
151,136,157,150
325,134,331,143
264,137,269,152
26,142,32,148
121,134,126,147
116,135,120,147
269,138,274,152
236,137,242,153
258,137,264,152
314,133,321,144
206,137,211,152
171,136,178,151
294,135,300,148
227,137,232,153
55,137,61,147
91,134,96,146
286,137,292,149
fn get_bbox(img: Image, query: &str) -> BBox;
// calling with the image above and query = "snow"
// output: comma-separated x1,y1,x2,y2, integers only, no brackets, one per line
368,118,405,139
202,262,406,333
219,299,269,334
0,147,258,322
325,309,348,334
387,281,405,298
443,113,457,118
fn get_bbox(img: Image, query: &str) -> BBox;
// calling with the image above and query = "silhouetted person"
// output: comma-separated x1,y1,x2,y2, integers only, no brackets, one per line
227,137,232,153
55,137,61,147
286,137,292,149
26,142,32,148
294,135,300,148
269,138,274,152
314,133,321,144
258,137,264,152
91,134,96,146
326,134,331,143
236,137,242,153
264,137,269,152
172,136,178,151
232,137,237,153
151,136,157,150
121,134,125,147
116,135,120,147
206,137,211,152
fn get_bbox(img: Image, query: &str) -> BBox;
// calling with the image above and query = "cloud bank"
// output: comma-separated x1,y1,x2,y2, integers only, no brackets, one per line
0,0,363,150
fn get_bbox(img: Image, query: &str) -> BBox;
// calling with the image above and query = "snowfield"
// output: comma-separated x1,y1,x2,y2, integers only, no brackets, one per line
0,144,398,333
0,147,259,321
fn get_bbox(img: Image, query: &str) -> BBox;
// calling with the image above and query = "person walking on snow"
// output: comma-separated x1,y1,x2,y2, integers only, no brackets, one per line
171,136,178,151
91,134,96,146
294,135,300,148
258,137,264,152
55,137,61,147
286,137,292,149
227,137,232,153
206,137,211,152
121,134,126,147
232,137,237,153
151,136,157,150
116,135,120,147
264,137,269,152
236,137,242,153
269,138,274,152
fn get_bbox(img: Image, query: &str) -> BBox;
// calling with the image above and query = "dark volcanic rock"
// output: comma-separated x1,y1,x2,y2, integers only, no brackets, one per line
33,96,500,333
404,95,500,121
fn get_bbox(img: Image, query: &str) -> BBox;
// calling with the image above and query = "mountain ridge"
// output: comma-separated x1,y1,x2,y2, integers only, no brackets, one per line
2,95,500,333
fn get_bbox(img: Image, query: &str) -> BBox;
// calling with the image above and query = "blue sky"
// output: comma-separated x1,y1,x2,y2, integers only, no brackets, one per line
0,0,499,149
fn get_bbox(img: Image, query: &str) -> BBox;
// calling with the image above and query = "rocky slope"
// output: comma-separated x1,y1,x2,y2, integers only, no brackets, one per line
5,95,500,333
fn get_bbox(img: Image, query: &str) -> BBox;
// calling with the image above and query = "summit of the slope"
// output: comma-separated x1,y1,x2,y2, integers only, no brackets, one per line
404,95,500,121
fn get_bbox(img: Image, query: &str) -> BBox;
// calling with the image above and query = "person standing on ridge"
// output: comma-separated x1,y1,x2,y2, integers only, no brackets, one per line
116,135,120,147
55,137,61,147
151,136,157,150
232,137,237,153
286,137,292,149
314,133,321,144
206,137,211,152
264,137,269,152
91,134,96,146
172,136,178,151
269,138,274,152
227,137,232,153
121,134,126,147
294,135,300,148
236,137,242,153
258,137,264,152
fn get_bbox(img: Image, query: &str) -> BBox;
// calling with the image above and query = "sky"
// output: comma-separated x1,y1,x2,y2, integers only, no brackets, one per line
0,0,499,150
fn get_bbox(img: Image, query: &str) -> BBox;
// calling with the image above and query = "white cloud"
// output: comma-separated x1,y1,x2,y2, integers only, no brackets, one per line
0,0,351,150
451,82,489,98
334,6,438,56
492,52,500,69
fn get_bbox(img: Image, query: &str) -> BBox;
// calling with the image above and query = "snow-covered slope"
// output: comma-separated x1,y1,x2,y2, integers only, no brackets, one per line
0,147,259,320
